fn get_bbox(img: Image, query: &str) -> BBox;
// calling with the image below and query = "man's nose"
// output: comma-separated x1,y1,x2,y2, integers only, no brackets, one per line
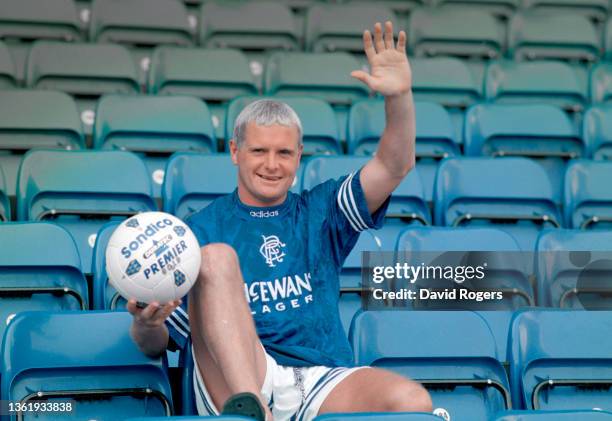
264,152,279,170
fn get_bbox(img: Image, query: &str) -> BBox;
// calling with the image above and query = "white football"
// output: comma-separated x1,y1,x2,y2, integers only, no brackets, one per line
105,211,201,304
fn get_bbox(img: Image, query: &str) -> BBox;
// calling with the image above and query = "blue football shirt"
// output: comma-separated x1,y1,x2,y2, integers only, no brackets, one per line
166,170,388,367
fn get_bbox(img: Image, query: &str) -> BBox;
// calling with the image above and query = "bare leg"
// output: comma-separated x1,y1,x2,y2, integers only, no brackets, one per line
318,368,432,414
188,243,271,418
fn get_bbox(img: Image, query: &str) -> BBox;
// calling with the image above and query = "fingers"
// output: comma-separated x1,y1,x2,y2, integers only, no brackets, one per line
373,22,384,53
396,30,407,53
384,21,395,49
362,30,375,61
351,70,374,88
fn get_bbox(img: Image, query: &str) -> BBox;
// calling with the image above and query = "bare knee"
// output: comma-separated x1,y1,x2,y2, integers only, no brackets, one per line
384,381,433,413
196,243,240,287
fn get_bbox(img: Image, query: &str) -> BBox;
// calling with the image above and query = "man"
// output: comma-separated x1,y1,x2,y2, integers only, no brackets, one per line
128,21,432,420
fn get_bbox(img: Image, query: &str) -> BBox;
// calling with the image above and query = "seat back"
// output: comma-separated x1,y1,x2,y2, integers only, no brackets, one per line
522,0,609,23
492,410,612,420
351,311,510,421
0,41,17,88
564,161,612,229
434,0,519,19
583,105,612,160
0,166,10,221
590,63,612,104
509,309,612,411
1,311,173,419
0,0,82,42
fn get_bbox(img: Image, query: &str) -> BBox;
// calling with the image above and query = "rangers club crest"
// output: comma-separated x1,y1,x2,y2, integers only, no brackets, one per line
259,235,286,268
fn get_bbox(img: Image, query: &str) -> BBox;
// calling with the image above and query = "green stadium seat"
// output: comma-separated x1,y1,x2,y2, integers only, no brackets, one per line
408,7,504,59
0,89,84,203
199,1,299,52
90,0,193,47
225,96,341,155
606,17,612,61
522,0,609,24
485,60,588,113
265,52,369,134
25,41,140,136
0,41,17,88
94,94,216,197
149,46,257,139
305,3,397,53
508,12,600,62
16,150,156,273
0,0,82,42
345,0,425,15
583,105,612,160
590,62,612,104
432,0,519,20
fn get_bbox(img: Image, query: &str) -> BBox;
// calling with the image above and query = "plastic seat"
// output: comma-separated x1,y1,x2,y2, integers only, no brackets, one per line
25,41,140,135
0,167,8,221
0,0,82,42
149,47,257,139
583,105,612,160
432,0,519,19
351,311,511,421
301,156,430,226
305,3,397,53
535,229,612,309
199,1,299,52
409,7,504,60
90,0,193,48
128,417,256,421
522,0,609,23
396,227,533,310
589,62,612,104
564,160,612,230
485,60,588,113
91,221,123,310
93,94,216,197
508,12,600,63
0,41,17,88
0,223,87,344
492,410,612,420
314,414,444,421
434,157,562,251
162,153,236,219
1,311,174,420
606,17,612,61
509,309,612,411
16,150,156,273
225,96,341,156
0,89,84,201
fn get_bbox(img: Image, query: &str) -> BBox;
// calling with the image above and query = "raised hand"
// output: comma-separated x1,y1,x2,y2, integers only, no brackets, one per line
351,21,412,97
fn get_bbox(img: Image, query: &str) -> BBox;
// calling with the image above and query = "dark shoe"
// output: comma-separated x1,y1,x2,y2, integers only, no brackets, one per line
221,392,266,421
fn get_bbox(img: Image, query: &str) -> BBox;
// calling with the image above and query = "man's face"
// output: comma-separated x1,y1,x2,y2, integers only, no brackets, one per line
230,122,302,207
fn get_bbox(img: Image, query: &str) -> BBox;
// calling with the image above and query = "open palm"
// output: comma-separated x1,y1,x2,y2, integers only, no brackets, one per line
351,21,412,97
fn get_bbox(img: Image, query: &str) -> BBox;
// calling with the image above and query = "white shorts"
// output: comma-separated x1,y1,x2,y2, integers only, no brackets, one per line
193,347,365,421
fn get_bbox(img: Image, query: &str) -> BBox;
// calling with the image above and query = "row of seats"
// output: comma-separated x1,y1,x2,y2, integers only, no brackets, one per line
2,309,611,420
1,152,611,268
3,0,612,57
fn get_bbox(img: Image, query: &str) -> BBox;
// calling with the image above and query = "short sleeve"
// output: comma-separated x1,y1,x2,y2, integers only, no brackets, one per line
335,170,388,232
165,299,190,351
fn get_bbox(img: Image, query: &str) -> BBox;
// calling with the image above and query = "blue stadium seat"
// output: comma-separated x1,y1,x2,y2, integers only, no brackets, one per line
305,3,397,53
432,0,519,19
314,414,443,421
464,103,582,202
148,47,257,139
91,221,122,310
535,229,612,309
607,17,612,61
409,7,504,60
93,94,216,198
492,409,612,420
348,99,458,203
508,12,600,62
225,96,341,156
564,161,612,230
0,41,17,87
485,60,588,113
434,157,562,251
128,417,255,421
16,150,156,274
583,105,612,160
509,309,612,411
301,156,430,226
351,311,511,421
25,41,140,135
522,0,609,23
264,52,369,133
163,153,236,219
0,223,87,344
1,311,174,420
0,89,84,202
180,337,197,415
396,227,533,309
0,167,8,221
590,63,612,104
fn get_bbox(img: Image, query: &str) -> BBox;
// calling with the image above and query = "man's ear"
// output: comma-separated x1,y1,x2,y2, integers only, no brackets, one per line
229,139,239,165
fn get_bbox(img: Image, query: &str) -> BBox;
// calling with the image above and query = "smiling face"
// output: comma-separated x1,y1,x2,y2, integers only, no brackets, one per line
230,121,303,207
